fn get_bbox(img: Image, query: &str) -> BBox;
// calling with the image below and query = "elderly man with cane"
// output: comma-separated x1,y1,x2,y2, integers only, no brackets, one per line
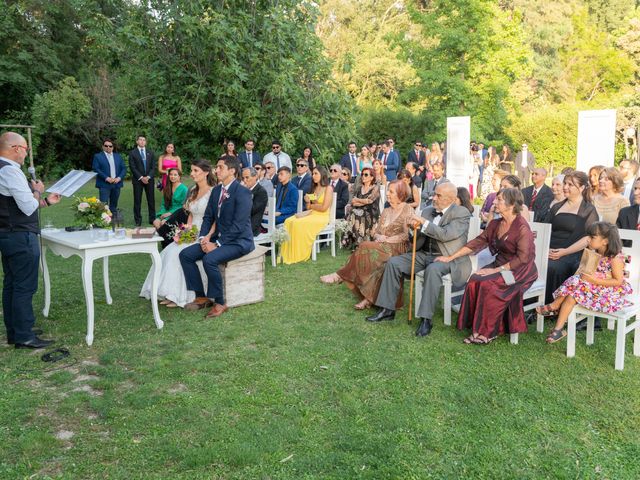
366,182,472,337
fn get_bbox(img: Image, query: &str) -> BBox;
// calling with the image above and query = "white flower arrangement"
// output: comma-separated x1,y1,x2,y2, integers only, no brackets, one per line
272,226,290,245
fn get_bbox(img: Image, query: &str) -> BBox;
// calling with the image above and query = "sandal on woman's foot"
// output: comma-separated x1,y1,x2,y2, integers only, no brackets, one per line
160,299,170,305
354,300,371,310
536,304,558,317
165,302,178,308
469,335,496,345
546,329,567,343
463,334,478,344
320,273,342,285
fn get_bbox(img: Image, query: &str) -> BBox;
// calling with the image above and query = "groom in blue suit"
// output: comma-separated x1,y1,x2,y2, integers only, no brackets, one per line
180,155,255,318
92,139,127,213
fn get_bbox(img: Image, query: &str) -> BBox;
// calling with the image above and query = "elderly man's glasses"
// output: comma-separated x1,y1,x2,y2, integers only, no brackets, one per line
296,163,306,168
330,168,340,173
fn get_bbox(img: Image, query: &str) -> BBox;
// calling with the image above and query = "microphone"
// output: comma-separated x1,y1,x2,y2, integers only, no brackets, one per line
28,166,37,182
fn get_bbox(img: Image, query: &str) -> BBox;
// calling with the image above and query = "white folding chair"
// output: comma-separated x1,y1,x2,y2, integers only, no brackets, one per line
414,187,423,214
379,186,386,212
566,228,640,370
254,196,277,267
312,193,337,261
297,189,303,213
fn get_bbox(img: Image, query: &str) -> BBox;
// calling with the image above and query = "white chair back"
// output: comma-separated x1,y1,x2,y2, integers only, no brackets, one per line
254,196,277,267
297,189,303,213
312,192,338,261
379,186,386,212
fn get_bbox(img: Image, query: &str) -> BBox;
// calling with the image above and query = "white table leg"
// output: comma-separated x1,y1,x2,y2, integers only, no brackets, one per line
103,256,112,305
149,250,164,330
41,244,51,317
81,257,95,346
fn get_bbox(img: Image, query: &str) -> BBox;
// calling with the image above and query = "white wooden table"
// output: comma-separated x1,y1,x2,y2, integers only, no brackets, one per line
40,229,164,345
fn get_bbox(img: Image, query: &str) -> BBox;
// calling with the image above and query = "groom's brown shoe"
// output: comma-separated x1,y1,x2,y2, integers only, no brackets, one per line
205,304,229,318
185,297,213,311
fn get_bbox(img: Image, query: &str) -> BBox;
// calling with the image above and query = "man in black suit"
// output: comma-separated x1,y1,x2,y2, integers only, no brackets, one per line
339,141,359,182
617,177,640,233
328,164,350,219
242,166,268,237
521,168,553,222
292,159,312,196
238,139,262,169
128,135,156,226
180,156,255,318
408,140,427,177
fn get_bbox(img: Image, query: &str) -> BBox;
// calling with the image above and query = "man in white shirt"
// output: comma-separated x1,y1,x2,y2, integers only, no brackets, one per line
0,132,61,349
262,140,292,171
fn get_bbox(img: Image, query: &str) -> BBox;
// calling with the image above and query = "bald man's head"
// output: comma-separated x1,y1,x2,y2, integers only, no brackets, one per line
433,181,457,211
531,168,547,188
0,132,28,164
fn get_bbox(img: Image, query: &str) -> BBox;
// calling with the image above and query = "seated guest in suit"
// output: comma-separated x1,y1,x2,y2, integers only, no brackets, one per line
341,167,381,249
263,160,278,187
421,162,449,208
593,167,629,223
327,164,350,219
366,182,472,337
254,163,274,196
280,166,334,264
92,139,126,214
550,174,566,208
238,139,262,168
153,168,188,229
242,167,269,237
292,159,312,197
522,168,554,222
297,146,316,171
406,161,423,189
274,166,299,225
438,188,537,344
180,156,254,317
340,141,359,181
320,180,413,310
397,169,420,209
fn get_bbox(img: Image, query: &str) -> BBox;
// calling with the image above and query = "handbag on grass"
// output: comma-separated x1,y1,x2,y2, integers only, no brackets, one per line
576,248,602,275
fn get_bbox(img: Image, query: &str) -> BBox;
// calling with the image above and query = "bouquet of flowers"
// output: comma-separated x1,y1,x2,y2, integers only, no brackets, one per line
72,196,112,228
170,224,199,245
334,219,349,247
272,226,290,245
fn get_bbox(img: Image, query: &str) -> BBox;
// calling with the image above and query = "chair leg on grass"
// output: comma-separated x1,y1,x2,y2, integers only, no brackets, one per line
567,312,577,358
510,333,518,345
634,322,640,357
615,318,626,371
586,316,595,345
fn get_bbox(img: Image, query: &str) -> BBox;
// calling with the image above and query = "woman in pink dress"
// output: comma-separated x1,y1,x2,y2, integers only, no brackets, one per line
158,143,182,189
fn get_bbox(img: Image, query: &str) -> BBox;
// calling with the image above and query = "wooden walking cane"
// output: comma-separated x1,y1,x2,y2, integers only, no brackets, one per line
408,223,419,323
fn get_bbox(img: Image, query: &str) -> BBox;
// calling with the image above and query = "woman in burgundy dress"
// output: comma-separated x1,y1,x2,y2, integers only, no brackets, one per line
436,188,537,344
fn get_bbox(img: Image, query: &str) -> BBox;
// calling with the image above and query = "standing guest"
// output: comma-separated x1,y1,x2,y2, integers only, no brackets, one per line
366,182,472,337
397,169,420,209
223,140,237,158
387,137,401,179
522,168,554,222
372,159,388,187
456,187,475,214
297,146,316,171
408,141,427,177
292,159,312,196
241,167,269,237
140,160,214,307
238,139,262,169
157,143,182,189
480,146,500,199
480,170,508,226
328,164,351,219
421,162,449,208
254,163,274,196
619,159,639,204
499,145,513,173
469,145,481,199
320,181,413,310
542,171,599,304
476,142,488,194
368,142,378,159
274,167,299,225
358,145,373,172
593,167,629,224
549,174,566,208
515,143,535,187
616,177,640,232
262,140,292,170
129,135,156,226
341,166,380,249
438,188,537,344
153,168,188,229
263,160,278,187
588,165,605,198
540,222,631,343
406,162,423,189
180,156,254,318
340,141,359,181
92,139,126,214
378,141,400,181
428,142,443,169
280,166,334,264
0,132,61,348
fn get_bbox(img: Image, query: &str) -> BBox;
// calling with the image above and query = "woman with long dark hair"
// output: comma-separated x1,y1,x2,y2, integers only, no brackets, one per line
153,168,188,229
297,146,316,170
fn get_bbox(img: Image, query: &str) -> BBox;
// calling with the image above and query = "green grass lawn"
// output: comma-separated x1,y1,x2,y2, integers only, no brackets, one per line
1,182,639,479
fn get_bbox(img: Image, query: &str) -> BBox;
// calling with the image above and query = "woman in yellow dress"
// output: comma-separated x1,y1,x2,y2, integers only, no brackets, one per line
281,166,334,264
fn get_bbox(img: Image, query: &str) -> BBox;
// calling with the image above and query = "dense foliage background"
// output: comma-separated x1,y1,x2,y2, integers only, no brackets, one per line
2,0,640,177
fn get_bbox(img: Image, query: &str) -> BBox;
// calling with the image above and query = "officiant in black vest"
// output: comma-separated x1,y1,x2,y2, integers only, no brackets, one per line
0,132,61,349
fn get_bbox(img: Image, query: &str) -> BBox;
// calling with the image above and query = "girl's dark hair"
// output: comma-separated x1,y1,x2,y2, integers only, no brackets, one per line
502,174,521,189
187,159,215,204
586,221,623,257
313,165,329,189
162,168,181,209
397,169,414,187
224,141,237,157
564,170,592,203
456,187,474,213
301,146,315,169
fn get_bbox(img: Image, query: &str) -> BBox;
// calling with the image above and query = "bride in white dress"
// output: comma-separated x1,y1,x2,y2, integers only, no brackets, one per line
140,160,215,307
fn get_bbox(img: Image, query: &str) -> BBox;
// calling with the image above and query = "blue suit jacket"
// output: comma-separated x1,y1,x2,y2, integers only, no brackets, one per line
200,180,255,254
238,150,262,169
92,152,127,189
275,182,299,224
378,150,400,180
292,173,312,195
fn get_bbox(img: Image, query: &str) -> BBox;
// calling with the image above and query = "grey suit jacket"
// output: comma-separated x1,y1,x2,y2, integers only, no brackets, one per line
421,177,451,207
417,204,472,286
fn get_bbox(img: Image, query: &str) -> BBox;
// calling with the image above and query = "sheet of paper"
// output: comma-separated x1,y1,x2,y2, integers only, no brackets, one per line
46,170,97,197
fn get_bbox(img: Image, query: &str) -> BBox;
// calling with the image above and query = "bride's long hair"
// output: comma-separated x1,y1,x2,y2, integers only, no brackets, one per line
187,159,215,205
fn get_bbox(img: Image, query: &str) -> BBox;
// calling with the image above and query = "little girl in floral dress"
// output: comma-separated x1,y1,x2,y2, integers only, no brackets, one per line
536,222,632,343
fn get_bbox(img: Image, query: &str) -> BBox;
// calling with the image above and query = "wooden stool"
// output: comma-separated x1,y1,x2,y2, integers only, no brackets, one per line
221,245,268,307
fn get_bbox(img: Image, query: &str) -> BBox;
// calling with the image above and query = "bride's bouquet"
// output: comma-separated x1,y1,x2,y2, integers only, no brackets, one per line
72,196,112,228
170,224,199,245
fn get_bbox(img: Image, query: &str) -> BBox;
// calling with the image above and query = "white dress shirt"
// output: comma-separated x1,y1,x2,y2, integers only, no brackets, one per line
0,156,38,216
106,152,116,177
421,203,452,233
263,151,292,170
